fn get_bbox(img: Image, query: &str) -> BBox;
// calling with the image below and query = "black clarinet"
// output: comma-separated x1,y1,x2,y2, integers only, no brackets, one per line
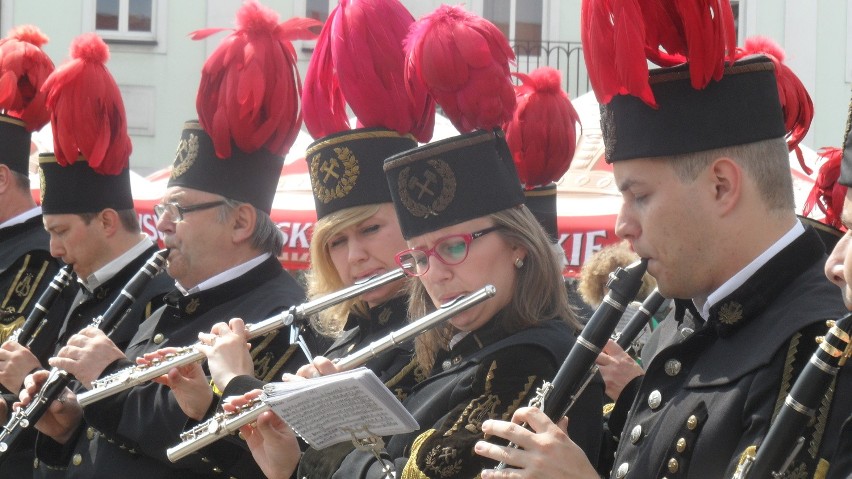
8,265,74,347
494,259,649,471
732,312,852,479
615,288,665,352
0,249,169,457
542,258,649,420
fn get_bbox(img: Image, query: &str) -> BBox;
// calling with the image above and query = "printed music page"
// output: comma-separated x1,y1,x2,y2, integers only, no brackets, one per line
263,367,418,449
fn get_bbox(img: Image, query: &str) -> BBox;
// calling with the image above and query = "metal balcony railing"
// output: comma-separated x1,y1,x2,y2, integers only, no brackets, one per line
509,40,590,99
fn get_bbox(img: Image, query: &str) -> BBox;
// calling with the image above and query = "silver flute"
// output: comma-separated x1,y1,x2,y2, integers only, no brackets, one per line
166,284,497,463
77,268,407,407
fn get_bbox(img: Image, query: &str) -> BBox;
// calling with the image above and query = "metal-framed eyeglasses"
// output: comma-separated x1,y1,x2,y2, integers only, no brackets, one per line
394,225,503,277
153,201,226,222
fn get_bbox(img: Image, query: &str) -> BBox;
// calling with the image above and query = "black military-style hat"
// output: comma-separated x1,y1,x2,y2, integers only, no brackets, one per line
601,55,786,163
305,127,417,220
39,154,133,214
39,33,134,215
167,121,284,215
524,183,558,241
384,128,524,239
0,115,32,176
840,92,852,187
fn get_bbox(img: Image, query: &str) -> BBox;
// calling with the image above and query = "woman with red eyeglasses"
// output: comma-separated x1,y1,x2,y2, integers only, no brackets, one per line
229,129,604,479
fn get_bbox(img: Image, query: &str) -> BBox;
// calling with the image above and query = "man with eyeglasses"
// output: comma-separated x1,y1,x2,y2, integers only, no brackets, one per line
19,12,314,477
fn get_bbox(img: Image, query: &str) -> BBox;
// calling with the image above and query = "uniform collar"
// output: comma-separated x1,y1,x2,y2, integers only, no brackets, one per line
0,206,41,229
177,253,271,295
80,236,155,292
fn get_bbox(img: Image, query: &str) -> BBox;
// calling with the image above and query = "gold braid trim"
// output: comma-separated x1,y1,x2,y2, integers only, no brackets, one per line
1,254,31,307
262,343,299,382
809,377,837,458
814,458,829,479
445,361,498,437
773,333,801,418
500,375,537,421
18,258,48,314
401,429,436,479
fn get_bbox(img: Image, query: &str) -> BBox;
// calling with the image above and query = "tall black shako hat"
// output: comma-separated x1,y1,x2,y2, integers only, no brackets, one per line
601,56,785,162
39,33,133,214
300,0,434,221
306,128,417,220
581,0,798,163
167,1,318,214
384,129,524,240
0,26,55,176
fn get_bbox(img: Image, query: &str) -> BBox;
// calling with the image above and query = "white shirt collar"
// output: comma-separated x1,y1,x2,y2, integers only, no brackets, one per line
177,253,271,296
80,236,156,292
697,220,805,319
0,206,41,229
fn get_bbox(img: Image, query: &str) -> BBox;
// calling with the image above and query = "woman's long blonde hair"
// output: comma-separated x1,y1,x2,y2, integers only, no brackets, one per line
306,203,382,337
407,205,579,373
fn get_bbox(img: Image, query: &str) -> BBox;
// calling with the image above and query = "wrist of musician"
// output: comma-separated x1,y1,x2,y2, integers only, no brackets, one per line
95,357,135,384
34,421,85,466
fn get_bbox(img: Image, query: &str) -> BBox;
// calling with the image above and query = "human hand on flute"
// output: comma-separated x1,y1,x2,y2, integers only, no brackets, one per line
48,327,125,389
223,389,300,479
137,347,213,421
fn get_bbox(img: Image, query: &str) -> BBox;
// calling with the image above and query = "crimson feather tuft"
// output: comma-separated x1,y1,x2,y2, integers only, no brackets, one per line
193,0,320,159
503,67,581,189
404,4,515,133
803,147,846,230
736,36,814,173
41,33,130,175
581,0,737,107
0,25,54,131
302,0,434,142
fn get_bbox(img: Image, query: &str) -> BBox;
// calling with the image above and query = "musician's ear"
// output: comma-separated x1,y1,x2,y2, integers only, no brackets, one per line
98,208,121,237
0,164,9,193
230,202,257,244
708,156,741,215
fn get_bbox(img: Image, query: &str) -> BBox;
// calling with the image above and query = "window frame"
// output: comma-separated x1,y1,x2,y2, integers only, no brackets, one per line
83,0,167,52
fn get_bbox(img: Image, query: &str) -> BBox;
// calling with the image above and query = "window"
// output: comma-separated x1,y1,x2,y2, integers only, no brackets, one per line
301,0,331,53
95,0,156,43
481,0,543,56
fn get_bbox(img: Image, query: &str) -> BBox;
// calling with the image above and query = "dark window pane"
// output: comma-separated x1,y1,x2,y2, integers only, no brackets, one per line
129,0,152,32
515,0,542,55
307,0,329,23
483,0,510,39
96,0,120,31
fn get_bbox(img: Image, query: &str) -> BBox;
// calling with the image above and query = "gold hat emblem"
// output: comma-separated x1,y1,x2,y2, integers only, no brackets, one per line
309,146,360,203
397,159,456,218
171,133,199,179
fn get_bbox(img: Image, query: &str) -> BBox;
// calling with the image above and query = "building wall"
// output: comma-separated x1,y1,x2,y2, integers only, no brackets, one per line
4,0,851,173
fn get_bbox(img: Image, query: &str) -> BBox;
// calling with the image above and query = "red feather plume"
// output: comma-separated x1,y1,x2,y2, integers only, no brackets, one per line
41,33,131,175
0,25,54,131
582,0,737,107
192,0,320,159
302,0,434,142
503,67,581,189
736,36,814,174
803,147,847,230
404,4,516,133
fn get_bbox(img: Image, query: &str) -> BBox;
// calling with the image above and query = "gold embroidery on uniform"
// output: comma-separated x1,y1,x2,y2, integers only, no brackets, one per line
773,333,800,418
782,462,808,479
814,458,830,479
377,307,392,326
401,429,435,479
185,298,201,314
385,358,419,402
810,379,836,458
718,301,744,325
2,254,31,308
250,330,280,380
263,344,298,383
501,375,537,421
39,168,46,203
14,273,33,298
425,444,463,477
171,133,199,178
445,361,499,436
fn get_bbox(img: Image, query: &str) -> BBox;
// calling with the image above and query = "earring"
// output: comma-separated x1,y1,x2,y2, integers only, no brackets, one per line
514,257,524,269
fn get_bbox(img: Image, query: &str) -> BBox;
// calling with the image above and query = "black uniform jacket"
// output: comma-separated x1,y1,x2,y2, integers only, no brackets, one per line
609,227,852,478
0,215,59,344
22,243,173,477
332,317,604,479
35,256,305,479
